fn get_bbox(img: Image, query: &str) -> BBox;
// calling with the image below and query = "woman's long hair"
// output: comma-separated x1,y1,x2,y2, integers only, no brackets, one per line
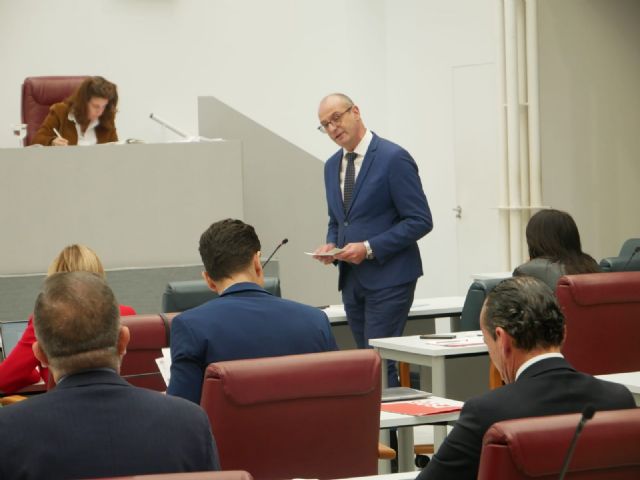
526,209,600,274
66,76,118,130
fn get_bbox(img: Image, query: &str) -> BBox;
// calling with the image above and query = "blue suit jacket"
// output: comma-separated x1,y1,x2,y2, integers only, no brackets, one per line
324,133,432,290
167,282,339,403
417,357,636,480
0,369,219,480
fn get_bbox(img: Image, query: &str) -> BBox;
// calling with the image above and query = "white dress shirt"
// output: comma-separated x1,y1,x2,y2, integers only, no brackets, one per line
515,352,564,381
68,112,99,146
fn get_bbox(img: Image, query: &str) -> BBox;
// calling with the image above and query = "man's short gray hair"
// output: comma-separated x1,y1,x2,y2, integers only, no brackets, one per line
33,271,121,374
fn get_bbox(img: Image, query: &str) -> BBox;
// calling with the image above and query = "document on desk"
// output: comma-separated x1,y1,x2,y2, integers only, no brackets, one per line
422,333,485,347
155,348,172,387
381,397,462,416
304,247,344,256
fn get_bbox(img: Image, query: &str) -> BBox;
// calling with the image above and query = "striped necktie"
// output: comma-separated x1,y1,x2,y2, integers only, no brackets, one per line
343,152,357,213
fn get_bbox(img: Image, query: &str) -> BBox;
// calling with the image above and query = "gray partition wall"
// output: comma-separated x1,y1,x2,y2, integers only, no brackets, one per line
0,141,244,317
198,96,341,306
0,142,243,274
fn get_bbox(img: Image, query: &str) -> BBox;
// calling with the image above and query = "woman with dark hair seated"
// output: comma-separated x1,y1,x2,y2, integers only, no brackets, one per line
514,209,600,291
33,76,118,146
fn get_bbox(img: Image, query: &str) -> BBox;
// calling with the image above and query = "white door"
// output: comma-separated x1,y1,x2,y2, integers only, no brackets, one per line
451,63,508,293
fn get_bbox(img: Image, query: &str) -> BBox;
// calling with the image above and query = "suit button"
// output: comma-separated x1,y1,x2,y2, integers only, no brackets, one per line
344,221,349,226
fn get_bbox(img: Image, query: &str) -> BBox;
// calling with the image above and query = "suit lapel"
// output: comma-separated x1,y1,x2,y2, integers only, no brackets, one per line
345,133,378,217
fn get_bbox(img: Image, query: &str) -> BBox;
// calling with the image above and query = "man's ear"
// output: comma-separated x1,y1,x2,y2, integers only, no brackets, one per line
495,327,513,356
253,252,265,285
202,271,219,293
253,252,263,275
32,341,49,368
117,326,130,357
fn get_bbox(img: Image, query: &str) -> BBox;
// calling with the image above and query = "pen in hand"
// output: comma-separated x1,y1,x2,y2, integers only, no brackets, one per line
51,128,68,146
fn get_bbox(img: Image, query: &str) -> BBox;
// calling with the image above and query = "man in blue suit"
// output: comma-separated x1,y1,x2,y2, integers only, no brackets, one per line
0,272,219,480
314,93,433,386
168,219,338,403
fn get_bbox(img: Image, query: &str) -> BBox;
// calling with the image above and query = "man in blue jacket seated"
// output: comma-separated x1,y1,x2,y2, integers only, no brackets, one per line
0,272,219,480
417,276,636,480
168,218,339,403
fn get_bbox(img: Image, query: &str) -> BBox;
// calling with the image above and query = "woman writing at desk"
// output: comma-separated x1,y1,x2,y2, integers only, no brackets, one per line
33,76,119,146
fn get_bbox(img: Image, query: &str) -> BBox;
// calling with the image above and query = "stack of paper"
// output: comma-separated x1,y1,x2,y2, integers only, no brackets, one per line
155,348,172,387
381,397,462,416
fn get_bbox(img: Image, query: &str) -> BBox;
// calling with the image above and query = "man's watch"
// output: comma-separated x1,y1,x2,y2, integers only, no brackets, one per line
363,240,375,260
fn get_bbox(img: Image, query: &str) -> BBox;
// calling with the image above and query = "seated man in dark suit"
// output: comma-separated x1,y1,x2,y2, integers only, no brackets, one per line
418,275,635,480
168,218,339,403
0,272,219,480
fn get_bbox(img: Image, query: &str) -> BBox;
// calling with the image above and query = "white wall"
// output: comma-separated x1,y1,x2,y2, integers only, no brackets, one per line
382,1,500,296
538,0,640,259
0,0,499,296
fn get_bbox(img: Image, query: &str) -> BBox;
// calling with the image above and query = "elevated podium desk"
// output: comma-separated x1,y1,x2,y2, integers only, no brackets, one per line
0,141,243,276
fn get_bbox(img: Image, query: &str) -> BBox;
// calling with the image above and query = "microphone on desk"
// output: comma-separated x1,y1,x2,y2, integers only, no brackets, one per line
261,238,289,269
558,404,595,480
622,246,640,271
149,113,189,138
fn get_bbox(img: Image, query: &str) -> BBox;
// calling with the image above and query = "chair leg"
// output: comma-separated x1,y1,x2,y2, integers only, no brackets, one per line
399,362,435,466
378,442,397,460
399,362,411,387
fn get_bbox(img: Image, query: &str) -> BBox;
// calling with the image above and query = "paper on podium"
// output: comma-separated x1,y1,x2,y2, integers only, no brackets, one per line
155,348,172,387
304,247,344,256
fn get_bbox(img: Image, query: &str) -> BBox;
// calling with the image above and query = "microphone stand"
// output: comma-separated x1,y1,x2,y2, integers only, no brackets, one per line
558,405,595,480
262,239,288,269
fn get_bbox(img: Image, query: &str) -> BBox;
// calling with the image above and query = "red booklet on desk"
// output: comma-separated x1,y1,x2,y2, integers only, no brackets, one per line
381,398,462,416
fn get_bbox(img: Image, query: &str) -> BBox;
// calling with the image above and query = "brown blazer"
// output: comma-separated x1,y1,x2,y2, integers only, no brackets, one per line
32,102,118,146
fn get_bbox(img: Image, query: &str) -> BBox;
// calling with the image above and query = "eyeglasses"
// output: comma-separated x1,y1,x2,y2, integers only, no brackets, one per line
317,106,353,133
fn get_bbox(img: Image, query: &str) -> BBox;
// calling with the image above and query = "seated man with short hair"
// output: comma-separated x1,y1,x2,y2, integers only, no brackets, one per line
168,219,339,403
0,272,219,480
417,275,635,480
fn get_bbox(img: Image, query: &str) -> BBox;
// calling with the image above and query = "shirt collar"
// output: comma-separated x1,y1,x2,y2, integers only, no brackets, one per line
57,367,118,386
220,281,270,296
343,128,373,159
68,111,100,130
516,352,564,380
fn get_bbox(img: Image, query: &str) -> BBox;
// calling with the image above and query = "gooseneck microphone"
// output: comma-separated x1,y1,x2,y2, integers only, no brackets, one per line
261,238,289,269
558,404,596,480
622,246,640,271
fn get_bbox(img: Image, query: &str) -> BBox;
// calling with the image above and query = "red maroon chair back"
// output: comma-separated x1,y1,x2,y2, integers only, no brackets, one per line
119,314,171,391
200,349,381,480
47,313,177,392
21,76,88,145
478,409,640,479
556,272,640,375
94,470,253,480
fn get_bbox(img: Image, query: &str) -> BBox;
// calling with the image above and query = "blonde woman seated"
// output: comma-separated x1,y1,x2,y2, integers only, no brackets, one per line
514,209,600,291
0,245,135,394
